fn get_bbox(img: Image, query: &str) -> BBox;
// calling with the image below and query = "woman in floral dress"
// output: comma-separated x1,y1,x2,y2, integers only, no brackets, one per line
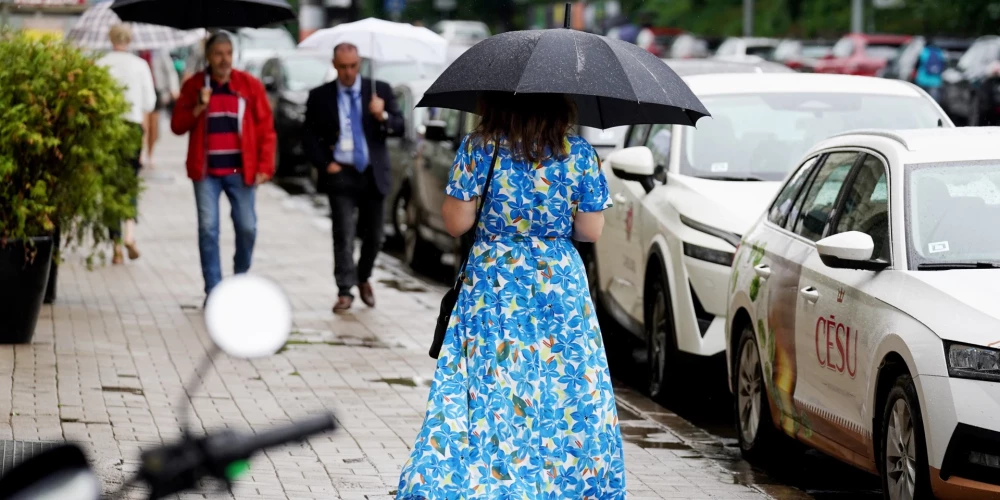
396,92,626,499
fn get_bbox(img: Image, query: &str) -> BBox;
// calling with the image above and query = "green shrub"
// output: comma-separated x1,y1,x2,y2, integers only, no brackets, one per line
0,29,141,264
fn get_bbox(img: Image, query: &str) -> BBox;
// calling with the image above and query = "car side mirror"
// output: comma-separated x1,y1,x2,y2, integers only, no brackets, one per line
423,120,449,142
608,146,656,193
816,231,889,271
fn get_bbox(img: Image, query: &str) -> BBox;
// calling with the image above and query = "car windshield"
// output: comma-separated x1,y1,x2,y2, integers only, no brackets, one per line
906,161,1000,269
285,58,330,92
680,92,943,181
864,43,902,60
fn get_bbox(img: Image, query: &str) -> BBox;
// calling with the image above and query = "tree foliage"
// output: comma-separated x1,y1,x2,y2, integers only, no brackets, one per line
0,30,141,261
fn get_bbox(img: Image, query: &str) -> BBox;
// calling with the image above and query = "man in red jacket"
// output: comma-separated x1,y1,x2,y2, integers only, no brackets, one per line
171,32,276,304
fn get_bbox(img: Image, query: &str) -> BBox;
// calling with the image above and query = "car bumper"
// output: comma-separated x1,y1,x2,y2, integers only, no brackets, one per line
919,375,1000,498
675,255,732,357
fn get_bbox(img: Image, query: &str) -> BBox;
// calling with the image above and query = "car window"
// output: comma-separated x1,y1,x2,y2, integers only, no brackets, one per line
768,156,818,228
626,124,651,148
644,124,672,168
442,109,461,139
833,155,890,261
793,152,859,241
832,37,854,58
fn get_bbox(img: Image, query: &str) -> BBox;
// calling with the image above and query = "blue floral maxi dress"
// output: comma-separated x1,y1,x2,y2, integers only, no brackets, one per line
396,134,626,499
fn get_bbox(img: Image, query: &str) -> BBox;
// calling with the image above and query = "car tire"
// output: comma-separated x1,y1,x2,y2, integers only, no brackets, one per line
880,374,932,500
404,199,440,273
391,187,410,243
733,324,783,462
646,273,678,401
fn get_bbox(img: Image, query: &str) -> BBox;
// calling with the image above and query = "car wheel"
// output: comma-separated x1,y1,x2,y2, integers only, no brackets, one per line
881,374,932,500
404,200,440,272
391,188,410,242
646,274,677,401
734,324,782,461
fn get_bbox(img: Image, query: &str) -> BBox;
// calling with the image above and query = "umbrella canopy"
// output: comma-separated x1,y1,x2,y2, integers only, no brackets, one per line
417,29,710,129
66,1,205,51
298,18,447,65
110,0,295,30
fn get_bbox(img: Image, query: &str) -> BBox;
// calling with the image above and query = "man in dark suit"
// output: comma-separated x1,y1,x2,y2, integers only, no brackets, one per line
303,43,404,313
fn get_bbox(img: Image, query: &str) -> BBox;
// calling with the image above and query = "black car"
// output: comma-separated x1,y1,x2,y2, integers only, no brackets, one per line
941,35,1000,125
260,51,331,177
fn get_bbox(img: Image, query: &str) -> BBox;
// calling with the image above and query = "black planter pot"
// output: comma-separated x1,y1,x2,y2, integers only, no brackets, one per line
0,236,54,344
43,229,60,304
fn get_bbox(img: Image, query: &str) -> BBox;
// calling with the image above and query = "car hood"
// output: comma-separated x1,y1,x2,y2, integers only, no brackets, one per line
657,175,782,236
880,270,1000,347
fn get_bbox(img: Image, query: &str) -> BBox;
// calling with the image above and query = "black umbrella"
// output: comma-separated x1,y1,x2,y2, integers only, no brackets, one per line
417,7,709,129
110,0,295,30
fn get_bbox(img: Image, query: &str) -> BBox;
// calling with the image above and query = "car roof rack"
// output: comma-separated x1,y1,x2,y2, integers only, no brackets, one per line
829,129,910,150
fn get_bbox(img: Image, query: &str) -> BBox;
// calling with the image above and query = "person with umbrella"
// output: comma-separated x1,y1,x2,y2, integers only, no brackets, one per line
170,32,277,304
302,43,404,313
395,9,708,498
96,24,156,265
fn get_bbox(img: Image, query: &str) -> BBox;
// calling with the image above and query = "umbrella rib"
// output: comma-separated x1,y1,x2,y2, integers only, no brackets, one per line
599,36,669,104
512,34,549,93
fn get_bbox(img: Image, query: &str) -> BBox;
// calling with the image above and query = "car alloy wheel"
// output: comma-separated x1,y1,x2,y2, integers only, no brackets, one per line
647,278,674,400
737,338,763,446
880,374,931,500
885,399,916,500
393,190,410,239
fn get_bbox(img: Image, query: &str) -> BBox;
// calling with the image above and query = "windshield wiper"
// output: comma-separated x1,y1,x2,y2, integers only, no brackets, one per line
697,175,766,181
917,261,1000,270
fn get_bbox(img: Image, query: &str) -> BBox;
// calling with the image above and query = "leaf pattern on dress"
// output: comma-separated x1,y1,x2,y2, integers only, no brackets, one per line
396,134,623,499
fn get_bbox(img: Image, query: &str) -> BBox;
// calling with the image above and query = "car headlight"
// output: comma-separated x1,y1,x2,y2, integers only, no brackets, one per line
683,242,734,267
946,341,1000,382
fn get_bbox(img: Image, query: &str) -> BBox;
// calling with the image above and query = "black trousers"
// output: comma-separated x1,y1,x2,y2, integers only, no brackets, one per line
327,165,385,298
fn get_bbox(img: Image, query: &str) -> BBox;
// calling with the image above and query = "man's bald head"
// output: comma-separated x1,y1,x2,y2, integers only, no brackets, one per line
333,43,361,87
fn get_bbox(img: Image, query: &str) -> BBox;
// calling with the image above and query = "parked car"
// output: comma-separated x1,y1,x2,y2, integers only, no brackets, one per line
940,35,1000,125
727,127,1000,500
646,27,686,57
586,74,952,400
713,37,780,63
231,27,297,70
261,51,332,177
814,33,911,76
432,20,490,64
668,33,722,59
880,36,972,82
769,39,834,71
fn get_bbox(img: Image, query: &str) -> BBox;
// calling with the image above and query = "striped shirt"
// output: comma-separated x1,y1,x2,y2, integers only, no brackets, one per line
206,80,243,177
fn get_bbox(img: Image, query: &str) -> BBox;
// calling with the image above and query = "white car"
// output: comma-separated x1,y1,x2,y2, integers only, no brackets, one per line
726,127,1000,499
586,73,953,400
713,36,780,63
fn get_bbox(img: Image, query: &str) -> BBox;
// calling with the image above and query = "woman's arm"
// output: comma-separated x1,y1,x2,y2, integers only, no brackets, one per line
442,195,477,237
573,211,605,242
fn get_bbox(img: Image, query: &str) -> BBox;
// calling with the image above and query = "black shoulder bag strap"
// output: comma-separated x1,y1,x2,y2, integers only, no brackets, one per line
456,139,500,282
429,138,499,359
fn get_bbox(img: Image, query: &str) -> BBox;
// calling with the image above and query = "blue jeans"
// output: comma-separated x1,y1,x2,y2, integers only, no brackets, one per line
193,174,257,295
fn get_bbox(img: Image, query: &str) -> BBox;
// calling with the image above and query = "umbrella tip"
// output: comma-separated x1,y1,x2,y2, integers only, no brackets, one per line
564,2,571,29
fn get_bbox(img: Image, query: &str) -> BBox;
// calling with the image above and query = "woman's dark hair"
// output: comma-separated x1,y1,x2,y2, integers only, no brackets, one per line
471,92,577,163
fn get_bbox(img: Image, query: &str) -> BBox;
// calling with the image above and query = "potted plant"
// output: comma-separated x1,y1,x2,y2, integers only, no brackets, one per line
0,30,140,343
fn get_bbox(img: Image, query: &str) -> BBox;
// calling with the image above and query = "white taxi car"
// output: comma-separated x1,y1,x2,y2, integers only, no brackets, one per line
727,127,1000,499
586,73,953,400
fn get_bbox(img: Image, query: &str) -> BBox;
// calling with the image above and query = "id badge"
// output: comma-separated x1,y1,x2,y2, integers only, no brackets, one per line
341,119,354,153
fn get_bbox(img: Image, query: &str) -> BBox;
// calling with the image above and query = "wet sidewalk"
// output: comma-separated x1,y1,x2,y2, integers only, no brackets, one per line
0,129,772,499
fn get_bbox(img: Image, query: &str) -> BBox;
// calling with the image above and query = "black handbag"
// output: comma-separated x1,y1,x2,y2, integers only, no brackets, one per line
429,141,500,359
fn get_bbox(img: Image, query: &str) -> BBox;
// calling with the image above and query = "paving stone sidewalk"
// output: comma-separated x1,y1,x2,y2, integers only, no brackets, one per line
0,130,770,499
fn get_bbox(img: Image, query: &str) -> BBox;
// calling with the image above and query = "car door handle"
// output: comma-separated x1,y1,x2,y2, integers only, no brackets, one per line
753,264,771,279
800,286,820,303
614,193,628,204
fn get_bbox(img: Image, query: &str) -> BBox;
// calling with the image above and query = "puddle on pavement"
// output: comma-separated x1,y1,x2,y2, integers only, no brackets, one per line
619,425,694,451
101,386,144,396
371,377,431,388
377,278,428,293
280,331,402,351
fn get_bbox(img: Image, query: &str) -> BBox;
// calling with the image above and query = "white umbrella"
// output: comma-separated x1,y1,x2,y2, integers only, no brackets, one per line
298,17,447,66
66,1,205,52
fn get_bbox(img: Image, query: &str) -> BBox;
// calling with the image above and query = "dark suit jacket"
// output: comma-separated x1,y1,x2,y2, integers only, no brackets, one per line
302,78,404,196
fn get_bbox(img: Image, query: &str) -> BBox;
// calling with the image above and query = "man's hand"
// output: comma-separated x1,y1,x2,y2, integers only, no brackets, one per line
255,173,271,186
200,87,212,105
370,95,386,121
327,162,342,174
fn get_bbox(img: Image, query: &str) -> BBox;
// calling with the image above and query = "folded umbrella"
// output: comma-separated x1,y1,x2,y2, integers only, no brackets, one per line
110,0,295,30
417,21,710,129
299,17,447,66
67,1,205,52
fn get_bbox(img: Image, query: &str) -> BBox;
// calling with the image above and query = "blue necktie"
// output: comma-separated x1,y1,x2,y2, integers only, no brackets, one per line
349,90,367,172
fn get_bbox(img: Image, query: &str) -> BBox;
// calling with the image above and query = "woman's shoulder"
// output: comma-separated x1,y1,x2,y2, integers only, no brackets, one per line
565,134,597,158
